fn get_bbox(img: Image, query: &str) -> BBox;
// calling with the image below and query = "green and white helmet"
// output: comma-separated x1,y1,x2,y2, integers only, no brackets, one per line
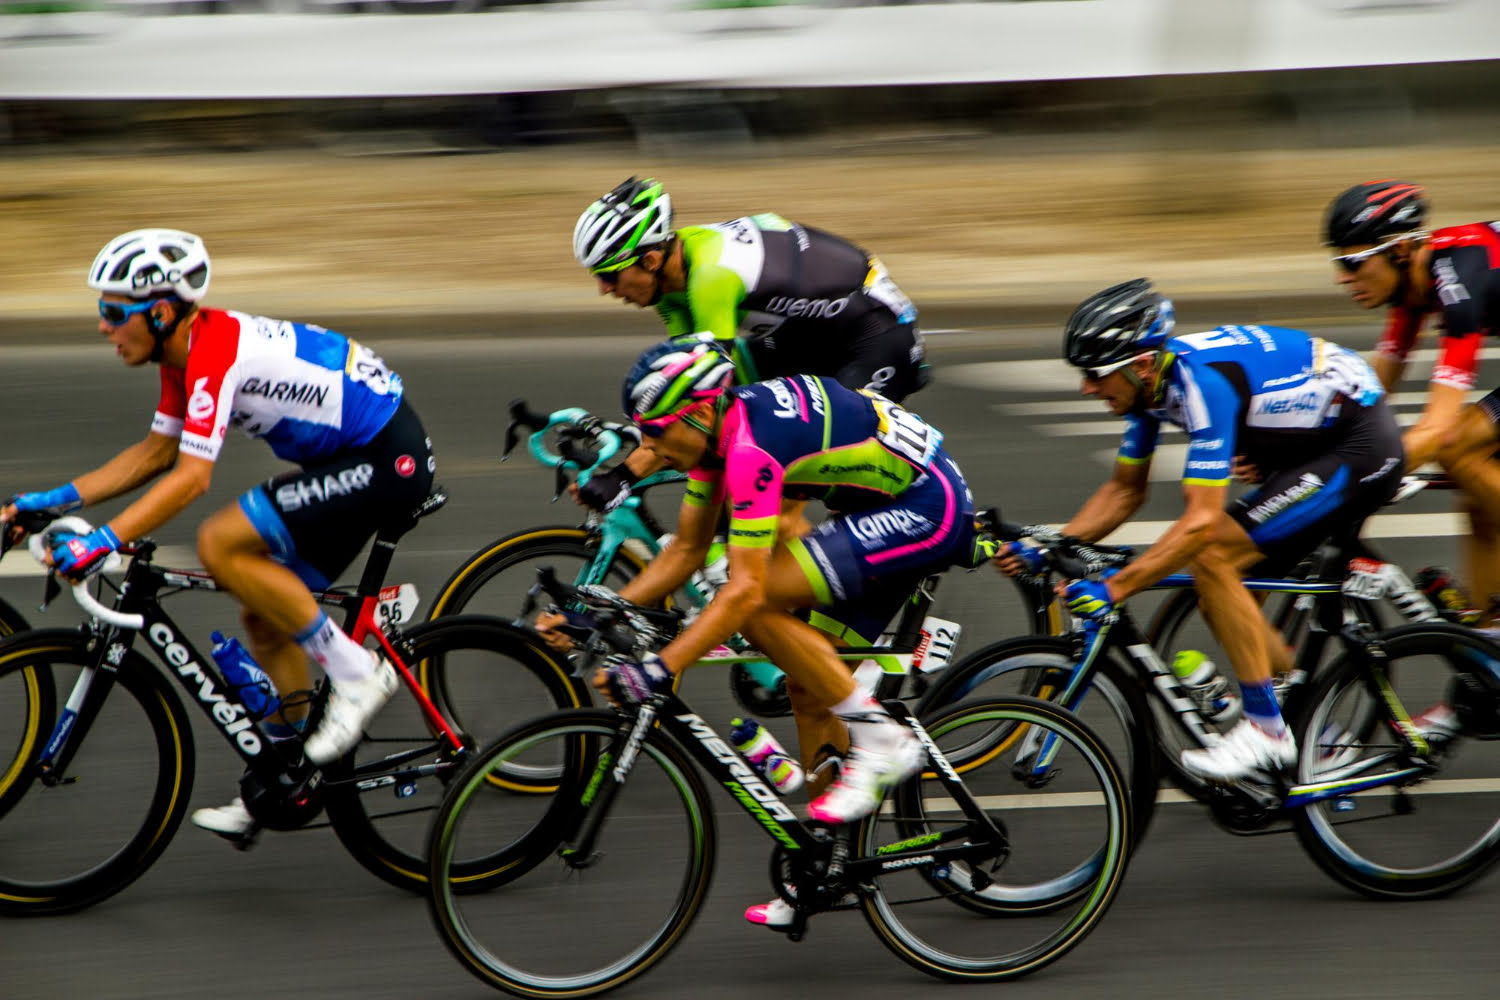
622,339,735,425
574,177,673,274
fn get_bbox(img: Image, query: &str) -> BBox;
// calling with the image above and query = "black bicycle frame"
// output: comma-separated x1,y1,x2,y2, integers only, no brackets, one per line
560,694,1008,881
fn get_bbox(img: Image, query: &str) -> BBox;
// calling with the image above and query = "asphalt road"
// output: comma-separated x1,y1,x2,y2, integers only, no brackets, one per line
3,312,1500,1000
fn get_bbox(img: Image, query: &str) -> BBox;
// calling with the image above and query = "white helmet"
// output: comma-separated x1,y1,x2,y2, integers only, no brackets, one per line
573,177,673,273
88,228,211,302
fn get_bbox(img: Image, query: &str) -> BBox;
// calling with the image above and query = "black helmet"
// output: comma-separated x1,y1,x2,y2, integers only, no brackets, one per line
1323,180,1428,247
1063,278,1175,370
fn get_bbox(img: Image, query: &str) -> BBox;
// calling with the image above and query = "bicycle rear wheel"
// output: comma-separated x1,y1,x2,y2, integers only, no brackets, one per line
0,631,194,915
322,617,588,894
857,696,1129,981
914,636,1159,847
427,709,715,998
1292,624,1500,899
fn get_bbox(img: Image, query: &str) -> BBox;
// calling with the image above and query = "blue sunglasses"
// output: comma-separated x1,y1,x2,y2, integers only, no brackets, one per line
97,299,156,326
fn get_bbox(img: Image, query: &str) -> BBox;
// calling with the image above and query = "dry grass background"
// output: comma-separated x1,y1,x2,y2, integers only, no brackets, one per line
5,142,1499,317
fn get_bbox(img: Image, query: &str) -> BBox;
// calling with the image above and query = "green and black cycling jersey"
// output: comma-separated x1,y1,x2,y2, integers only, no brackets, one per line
659,213,925,401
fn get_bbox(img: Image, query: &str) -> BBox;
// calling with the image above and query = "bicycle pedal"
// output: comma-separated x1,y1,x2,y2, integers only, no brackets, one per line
222,827,262,852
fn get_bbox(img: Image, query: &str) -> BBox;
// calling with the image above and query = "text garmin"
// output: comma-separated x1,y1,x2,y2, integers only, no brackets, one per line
676,713,798,838
147,622,263,755
240,378,330,407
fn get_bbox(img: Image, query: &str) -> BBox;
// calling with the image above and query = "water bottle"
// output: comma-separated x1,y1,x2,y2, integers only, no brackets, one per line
730,717,804,795
210,631,281,720
1171,650,1237,724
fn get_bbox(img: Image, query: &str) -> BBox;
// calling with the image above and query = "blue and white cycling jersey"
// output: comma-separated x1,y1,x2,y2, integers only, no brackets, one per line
154,308,403,465
1117,324,1384,486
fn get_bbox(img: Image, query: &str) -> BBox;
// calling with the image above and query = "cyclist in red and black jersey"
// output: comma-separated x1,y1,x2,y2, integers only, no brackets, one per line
1325,179,1500,625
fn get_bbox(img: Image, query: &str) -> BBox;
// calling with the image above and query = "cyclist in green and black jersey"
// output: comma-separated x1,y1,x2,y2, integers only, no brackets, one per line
571,176,928,513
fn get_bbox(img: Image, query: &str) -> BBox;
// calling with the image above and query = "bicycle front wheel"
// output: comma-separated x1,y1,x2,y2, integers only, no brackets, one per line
428,709,716,998
0,630,194,915
426,526,651,622
322,617,589,894
857,695,1130,982
1292,624,1500,899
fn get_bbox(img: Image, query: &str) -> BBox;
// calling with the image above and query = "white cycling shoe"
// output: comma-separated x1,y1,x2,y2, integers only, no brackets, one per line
806,727,924,825
1179,719,1296,783
304,654,399,766
191,796,254,838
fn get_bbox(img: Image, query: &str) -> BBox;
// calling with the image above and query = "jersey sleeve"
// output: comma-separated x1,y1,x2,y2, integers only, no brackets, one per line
684,469,725,508
1117,413,1159,466
718,402,781,549
153,366,187,438
1175,361,1239,487
178,317,243,462
1374,306,1425,363
1429,244,1491,391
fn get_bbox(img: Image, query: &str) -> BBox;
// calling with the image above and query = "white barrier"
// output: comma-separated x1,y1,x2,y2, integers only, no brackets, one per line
0,0,1495,99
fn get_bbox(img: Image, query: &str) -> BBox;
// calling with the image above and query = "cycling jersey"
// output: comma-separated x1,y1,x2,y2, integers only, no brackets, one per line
1117,324,1386,485
1374,222,1500,391
153,308,403,464
685,375,973,643
659,215,925,399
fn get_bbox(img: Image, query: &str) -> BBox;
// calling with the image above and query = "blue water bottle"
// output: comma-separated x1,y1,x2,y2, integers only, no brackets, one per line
210,631,281,720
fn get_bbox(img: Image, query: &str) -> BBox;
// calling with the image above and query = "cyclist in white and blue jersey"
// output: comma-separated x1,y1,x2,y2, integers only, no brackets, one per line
0,229,437,837
996,279,1402,781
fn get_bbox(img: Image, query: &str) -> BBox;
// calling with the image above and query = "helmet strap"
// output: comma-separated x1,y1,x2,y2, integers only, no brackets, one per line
146,297,184,364
643,236,676,307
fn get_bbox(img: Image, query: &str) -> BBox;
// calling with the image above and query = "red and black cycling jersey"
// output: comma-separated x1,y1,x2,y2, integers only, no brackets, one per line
1375,222,1500,391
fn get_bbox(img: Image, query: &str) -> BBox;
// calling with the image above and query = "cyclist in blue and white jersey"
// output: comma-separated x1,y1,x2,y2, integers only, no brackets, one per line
0,229,437,837
996,279,1402,781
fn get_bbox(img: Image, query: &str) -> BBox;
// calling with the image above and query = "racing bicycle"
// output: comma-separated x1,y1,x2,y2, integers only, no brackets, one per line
425,570,1130,996
0,498,587,914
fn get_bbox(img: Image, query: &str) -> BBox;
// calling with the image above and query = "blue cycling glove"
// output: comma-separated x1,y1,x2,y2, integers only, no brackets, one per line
9,484,83,518
1003,539,1048,574
1064,569,1119,623
603,652,675,706
50,524,120,581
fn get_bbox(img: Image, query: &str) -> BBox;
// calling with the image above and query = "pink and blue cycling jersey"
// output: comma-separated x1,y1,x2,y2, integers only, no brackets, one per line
686,375,973,640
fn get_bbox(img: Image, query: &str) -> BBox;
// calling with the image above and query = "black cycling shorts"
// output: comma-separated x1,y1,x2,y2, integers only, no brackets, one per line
1478,385,1500,429
748,315,929,403
1228,399,1403,575
237,397,435,589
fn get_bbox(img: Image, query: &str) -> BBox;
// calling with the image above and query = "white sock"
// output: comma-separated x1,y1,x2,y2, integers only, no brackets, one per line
295,612,373,684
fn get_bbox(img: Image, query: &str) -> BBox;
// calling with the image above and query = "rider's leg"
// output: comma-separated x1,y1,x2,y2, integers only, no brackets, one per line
239,607,309,726
1189,515,1287,722
1436,406,1500,622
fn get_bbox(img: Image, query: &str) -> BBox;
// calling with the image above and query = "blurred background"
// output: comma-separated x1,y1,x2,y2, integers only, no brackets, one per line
5,3,1500,999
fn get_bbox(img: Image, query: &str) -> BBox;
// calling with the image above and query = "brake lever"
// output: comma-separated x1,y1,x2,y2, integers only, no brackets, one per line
41,572,61,613
501,417,522,462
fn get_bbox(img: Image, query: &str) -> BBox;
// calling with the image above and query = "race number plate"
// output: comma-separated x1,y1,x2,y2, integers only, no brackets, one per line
376,583,420,627
1341,557,1387,601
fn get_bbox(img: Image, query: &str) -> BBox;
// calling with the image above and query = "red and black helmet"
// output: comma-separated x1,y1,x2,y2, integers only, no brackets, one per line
1323,180,1428,247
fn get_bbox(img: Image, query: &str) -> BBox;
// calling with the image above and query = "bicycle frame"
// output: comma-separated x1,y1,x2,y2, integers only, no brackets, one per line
1023,572,1438,810
34,526,462,800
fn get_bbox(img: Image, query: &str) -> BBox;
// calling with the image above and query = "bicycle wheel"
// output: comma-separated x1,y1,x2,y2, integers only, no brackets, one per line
322,617,589,894
1147,587,1387,801
0,630,194,915
428,709,715,998
426,526,651,622
856,696,1129,982
914,636,1159,846
1291,623,1500,899
0,596,46,819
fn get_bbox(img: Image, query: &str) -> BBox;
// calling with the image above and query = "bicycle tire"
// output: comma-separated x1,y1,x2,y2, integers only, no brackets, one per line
1147,587,1386,802
426,526,652,623
857,695,1130,982
0,630,194,916
0,595,48,819
914,635,1160,847
1291,623,1500,900
427,708,716,998
322,616,590,894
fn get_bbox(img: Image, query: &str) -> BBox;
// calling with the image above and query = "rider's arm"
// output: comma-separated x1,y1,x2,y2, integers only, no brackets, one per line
98,452,214,544
1372,307,1424,394
652,443,783,673
615,473,720,608
1061,458,1150,543
1105,480,1224,601
677,251,760,385
1062,413,1157,542
1404,245,1487,467
69,432,183,506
